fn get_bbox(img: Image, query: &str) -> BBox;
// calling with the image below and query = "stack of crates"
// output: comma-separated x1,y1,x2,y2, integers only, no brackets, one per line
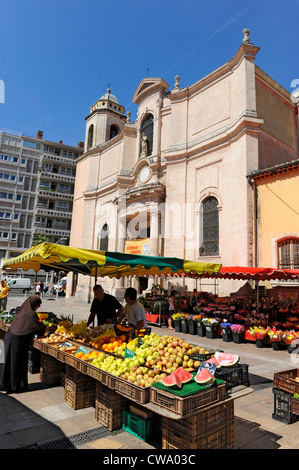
28,345,41,374
40,352,65,386
64,365,95,410
95,383,128,431
122,404,153,441
162,399,234,449
272,368,299,424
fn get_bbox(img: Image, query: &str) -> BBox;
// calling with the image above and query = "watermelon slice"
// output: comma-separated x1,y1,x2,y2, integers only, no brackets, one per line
195,368,215,385
205,356,221,368
161,373,182,389
173,367,193,384
214,351,239,367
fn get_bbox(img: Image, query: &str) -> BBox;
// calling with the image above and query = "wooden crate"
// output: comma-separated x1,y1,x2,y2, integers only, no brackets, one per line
95,403,123,431
85,361,115,389
150,383,226,417
95,383,128,430
273,369,299,395
162,399,234,438
95,382,127,408
64,386,95,410
162,421,234,449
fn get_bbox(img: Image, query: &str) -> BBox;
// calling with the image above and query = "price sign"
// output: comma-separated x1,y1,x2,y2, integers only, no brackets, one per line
124,348,136,359
75,346,90,356
198,361,217,375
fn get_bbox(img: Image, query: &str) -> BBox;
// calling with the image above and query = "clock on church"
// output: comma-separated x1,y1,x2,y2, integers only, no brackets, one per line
138,165,151,183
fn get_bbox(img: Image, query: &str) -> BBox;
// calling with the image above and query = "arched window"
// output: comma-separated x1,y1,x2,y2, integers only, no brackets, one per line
99,223,109,252
110,124,119,140
200,196,219,256
87,124,94,150
140,114,153,157
278,238,299,269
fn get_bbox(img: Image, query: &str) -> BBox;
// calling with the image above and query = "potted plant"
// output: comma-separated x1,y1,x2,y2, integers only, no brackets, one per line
267,327,284,351
172,313,182,332
202,317,219,339
220,322,233,342
254,326,268,348
230,324,245,343
187,314,197,335
193,314,205,337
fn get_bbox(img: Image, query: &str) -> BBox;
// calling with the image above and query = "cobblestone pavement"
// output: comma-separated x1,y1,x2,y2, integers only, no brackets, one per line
0,294,298,451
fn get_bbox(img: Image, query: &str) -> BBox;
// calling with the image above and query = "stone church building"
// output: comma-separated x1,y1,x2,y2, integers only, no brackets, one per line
67,30,298,302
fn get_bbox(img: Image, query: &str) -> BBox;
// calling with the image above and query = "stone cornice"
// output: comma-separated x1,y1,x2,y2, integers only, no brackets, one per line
168,43,260,102
255,66,294,106
133,78,170,104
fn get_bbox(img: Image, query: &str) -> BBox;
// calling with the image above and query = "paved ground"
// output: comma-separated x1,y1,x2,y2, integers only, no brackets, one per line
0,294,298,451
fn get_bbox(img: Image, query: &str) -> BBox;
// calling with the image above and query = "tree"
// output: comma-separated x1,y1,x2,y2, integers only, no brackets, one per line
32,233,50,246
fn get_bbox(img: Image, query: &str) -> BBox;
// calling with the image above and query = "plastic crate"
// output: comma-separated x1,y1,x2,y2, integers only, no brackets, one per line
40,353,65,386
215,364,250,391
95,382,128,409
113,375,151,404
162,420,234,449
163,399,234,438
190,349,216,362
95,403,123,430
64,386,95,410
65,365,95,392
85,360,115,389
122,409,152,441
291,396,299,415
150,382,226,417
273,369,299,395
272,387,299,424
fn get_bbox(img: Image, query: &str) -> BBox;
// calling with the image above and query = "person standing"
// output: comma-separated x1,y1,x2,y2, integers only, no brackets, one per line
168,290,177,330
0,295,44,394
39,280,44,297
87,285,124,327
0,280,11,312
118,287,147,329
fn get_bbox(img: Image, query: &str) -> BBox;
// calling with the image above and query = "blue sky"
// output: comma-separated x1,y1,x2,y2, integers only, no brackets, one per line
0,0,298,147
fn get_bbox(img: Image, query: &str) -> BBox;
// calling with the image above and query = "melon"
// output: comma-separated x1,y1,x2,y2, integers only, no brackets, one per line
205,356,221,368
173,367,193,384
161,373,182,389
195,368,215,385
214,351,239,367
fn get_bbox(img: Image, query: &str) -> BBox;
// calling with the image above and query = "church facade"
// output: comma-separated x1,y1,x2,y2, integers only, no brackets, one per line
68,30,298,302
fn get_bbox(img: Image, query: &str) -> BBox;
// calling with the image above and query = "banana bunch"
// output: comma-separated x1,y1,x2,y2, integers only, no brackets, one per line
68,320,88,337
55,320,73,334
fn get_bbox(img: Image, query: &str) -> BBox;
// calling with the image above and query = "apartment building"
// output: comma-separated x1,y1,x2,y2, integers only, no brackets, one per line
0,129,84,262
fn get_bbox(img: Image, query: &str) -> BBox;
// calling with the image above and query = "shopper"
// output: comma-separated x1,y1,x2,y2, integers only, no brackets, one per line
0,280,11,312
119,287,147,329
87,285,124,327
168,289,177,329
0,295,44,394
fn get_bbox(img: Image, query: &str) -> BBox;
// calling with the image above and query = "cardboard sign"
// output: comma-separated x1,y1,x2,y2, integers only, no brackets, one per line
124,348,136,359
75,346,90,356
198,361,217,375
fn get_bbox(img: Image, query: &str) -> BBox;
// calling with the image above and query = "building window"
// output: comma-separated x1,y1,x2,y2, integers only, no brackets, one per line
140,114,153,157
87,124,94,150
99,223,109,251
110,125,119,140
278,238,299,269
200,196,219,256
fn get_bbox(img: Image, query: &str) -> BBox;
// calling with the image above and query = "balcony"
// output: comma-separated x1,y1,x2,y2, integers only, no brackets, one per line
42,153,76,165
40,171,75,183
32,226,70,237
38,189,73,200
35,206,72,218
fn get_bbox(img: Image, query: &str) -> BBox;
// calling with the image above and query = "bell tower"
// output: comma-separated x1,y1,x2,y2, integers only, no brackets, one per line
84,86,127,152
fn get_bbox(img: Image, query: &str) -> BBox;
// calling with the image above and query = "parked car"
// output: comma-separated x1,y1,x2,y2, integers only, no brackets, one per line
7,278,32,293
54,277,67,296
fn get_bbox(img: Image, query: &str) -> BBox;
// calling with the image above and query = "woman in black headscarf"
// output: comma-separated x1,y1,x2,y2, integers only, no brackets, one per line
0,295,44,393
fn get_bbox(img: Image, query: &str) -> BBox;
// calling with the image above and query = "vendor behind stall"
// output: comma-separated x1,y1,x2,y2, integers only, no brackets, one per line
118,287,147,329
87,285,124,327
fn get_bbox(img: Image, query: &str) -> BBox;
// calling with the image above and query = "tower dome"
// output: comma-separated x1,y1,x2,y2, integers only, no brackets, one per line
100,86,119,104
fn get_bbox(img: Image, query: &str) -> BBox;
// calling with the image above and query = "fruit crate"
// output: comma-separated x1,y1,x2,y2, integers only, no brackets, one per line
95,403,123,431
46,343,67,363
33,338,48,353
85,360,115,389
40,353,65,386
214,364,250,391
162,399,234,438
64,384,95,410
95,382,128,409
150,382,226,417
273,369,299,395
122,409,152,441
65,364,95,390
113,375,151,404
291,396,299,415
64,352,89,374
272,388,299,424
132,327,151,339
190,349,216,362
162,420,234,449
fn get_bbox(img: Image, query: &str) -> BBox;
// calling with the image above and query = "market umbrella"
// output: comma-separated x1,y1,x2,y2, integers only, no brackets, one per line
201,266,299,281
1,242,222,279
